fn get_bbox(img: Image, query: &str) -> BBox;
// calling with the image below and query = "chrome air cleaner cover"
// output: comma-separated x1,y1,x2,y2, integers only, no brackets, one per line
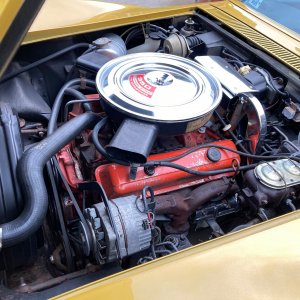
96,53,222,135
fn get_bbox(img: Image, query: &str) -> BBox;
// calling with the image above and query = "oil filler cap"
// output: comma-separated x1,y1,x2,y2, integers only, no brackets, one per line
207,147,221,162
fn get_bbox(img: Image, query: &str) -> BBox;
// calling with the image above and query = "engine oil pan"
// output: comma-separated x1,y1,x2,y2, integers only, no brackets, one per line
96,53,222,135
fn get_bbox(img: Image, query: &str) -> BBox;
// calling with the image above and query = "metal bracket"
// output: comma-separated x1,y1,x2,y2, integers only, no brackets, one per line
206,218,224,237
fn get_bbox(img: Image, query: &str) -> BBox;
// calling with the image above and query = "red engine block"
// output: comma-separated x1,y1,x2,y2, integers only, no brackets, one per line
95,140,240,198
58,96,240,199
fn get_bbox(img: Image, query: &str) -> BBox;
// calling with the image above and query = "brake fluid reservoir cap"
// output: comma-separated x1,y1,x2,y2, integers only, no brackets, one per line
253,159,300,189
96,53,222,123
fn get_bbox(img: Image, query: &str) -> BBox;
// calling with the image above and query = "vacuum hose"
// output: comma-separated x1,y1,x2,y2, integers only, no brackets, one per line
1,112,99,248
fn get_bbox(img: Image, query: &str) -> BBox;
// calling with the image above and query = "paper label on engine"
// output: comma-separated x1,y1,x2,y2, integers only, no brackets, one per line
129,74,156,98
186,113,211,132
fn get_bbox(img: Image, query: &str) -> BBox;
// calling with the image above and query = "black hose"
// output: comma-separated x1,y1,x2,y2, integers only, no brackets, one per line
145,140,300,174
64,99,99,121
254,67,288,97
47,78,95,135
151,143,300,164
92,118,300,176
1,112,99,248
187,35,203,48
64,88,93,112
226,60,288,97
0,43,90,84
124,24,168,45
144,160,257,176
92,117,130,166
222,50,244,67
92,117,115,161
150,24,169,35
214,111,251,154
125,28,144,45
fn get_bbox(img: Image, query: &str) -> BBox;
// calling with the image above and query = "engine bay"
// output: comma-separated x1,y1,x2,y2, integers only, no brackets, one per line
1,12,300,294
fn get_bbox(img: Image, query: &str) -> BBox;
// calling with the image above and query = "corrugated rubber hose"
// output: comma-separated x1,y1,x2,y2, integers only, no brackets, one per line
0,112,99,248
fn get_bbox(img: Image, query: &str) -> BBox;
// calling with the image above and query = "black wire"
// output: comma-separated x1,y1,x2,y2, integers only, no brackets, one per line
64,88,93,112
92,114,300,177
53,158,93,257
66,85,97,93
222,50,243,67
215,160,239,202
46,163,75,272
253,67,288,97
0,43,90,84
124,24,168,45
144,161,257,176
48,78,95,136
64,99,99,121
46,81,96,256
141,186,155,213
138,256,153,264
156,242,178,252
226,59,288,97
125,28,143,45
121,25,141,38
92,118,258,178
92,118,300,177
214,110,251,154
150,24,169,35
155,249,172,255
144,143,300,176
96,183,122,261
150,143,300,164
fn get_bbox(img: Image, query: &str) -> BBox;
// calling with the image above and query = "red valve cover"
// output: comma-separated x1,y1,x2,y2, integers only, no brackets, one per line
95,140,240,198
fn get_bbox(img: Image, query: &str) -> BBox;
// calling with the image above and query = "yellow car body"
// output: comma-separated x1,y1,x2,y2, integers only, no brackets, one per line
1,1,300,299
26,0,300,74
54,210,300,300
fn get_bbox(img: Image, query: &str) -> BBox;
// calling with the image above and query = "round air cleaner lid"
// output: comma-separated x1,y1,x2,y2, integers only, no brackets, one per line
96,53,222,123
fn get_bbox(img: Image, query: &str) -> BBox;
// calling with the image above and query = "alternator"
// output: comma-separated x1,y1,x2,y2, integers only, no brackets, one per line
85,195,152,264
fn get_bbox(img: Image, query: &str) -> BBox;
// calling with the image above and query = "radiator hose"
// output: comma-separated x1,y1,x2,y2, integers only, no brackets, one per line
0,112,99,248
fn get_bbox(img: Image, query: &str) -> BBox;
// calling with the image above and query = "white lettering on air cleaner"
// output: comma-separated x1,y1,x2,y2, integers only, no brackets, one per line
129,74,156,98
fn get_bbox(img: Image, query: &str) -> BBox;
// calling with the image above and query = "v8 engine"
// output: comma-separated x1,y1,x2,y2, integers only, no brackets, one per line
0,13,300,294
